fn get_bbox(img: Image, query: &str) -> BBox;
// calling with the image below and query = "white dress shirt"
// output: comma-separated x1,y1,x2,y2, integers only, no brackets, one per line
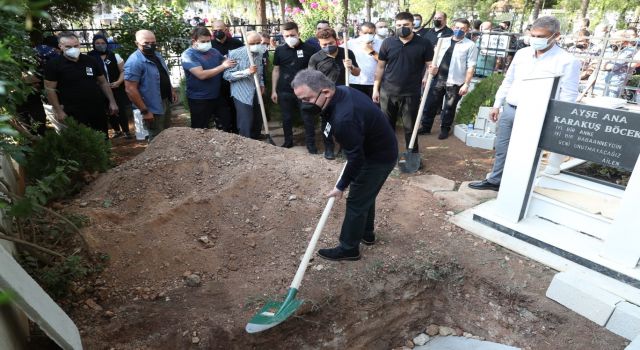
433,37,478,86
493,44,581,108
343,36,382,86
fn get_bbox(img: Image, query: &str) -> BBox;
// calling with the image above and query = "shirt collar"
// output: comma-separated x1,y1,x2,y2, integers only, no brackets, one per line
326,86,345,113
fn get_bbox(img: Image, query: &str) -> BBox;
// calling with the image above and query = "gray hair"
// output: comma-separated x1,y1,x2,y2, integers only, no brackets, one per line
532,16,561,34
291,69,335,92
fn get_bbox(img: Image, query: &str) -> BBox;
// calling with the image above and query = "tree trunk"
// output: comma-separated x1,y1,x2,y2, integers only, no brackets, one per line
257,0,267,25
532,0,542,20
279,0,286,23
342,0,349,23
579,0,589,21
365,0,372,22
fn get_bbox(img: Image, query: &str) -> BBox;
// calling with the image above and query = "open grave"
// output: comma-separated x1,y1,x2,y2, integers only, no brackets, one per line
67,128,626,349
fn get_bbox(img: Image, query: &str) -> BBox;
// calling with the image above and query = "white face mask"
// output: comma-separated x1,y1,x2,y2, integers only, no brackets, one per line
196,41,212,52
529,35,553,51
249,44,263,53
284,36,299,47
376,28,389,37
64,47,81,59
362,34,375,43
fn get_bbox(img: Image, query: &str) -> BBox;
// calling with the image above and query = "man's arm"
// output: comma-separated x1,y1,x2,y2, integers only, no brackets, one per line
458,66,475,96
97,75,119,115
125,80,153,120
44,80,66,120
372,59,386,103
189,59,235,80
271,65,279,103
559,58,581,102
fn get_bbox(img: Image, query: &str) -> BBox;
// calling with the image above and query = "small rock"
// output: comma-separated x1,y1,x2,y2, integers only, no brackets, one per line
426,324,439,336
313,264,324,271
446,211,454,216
288,195,297,201
413,333,430,346
439,326,455,336
79,202,88,208
191,336,200,344
104,310,115,318
404,340,414,348
185,274,201,287
183,270,192,277
198,236,210,244
84,298,103,311
463,332,473,338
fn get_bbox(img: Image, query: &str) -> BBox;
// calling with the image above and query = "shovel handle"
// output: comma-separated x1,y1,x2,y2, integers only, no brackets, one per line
242,29,272,137
344,29,349,87
290,163,347,290
407,37,444,150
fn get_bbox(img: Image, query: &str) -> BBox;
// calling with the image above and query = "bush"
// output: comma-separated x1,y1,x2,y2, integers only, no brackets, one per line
456,73,505,125
26,119,111,186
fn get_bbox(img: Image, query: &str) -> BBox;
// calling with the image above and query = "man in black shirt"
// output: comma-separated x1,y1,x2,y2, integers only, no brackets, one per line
413,14,429,37
211,20,244,132
271,22,319,148
44,32,118,136
292,69,397,261
373,12,434,156
424,11,454,47
308,28,360,159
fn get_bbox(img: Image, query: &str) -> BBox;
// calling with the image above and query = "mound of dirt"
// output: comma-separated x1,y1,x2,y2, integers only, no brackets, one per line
69,128,625,350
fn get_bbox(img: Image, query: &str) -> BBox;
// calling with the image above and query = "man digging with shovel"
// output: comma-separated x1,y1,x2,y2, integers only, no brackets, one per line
292,69,397,261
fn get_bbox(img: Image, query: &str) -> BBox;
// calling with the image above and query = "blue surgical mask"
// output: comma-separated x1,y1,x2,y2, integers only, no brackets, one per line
453,29,465,38
529,36,553,51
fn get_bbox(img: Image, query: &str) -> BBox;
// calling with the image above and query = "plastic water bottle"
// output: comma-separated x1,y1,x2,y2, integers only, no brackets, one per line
467,123,474,133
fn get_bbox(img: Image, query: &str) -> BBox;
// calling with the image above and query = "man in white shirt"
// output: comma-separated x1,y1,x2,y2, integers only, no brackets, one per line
346,22,383,98
469,16,581,191
375,20,390,40
419,18,478,139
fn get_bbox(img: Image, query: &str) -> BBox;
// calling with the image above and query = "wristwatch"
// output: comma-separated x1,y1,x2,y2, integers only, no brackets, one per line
140,109,149,115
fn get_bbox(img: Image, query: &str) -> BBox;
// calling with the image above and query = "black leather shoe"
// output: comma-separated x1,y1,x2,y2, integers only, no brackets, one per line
317,246,360,261
468,180,500,191
281,142,293,148
361,232,376,246
324,149,335,160
438,128,450,140
417,126,431,135
308,148,318,155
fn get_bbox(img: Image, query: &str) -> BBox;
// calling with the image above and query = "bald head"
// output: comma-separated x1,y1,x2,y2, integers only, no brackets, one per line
480,22,492,32
245,31,261,45
135,30,156,54
212,20,227,31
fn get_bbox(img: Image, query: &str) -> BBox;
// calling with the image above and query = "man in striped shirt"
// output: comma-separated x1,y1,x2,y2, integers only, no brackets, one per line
223,32,265,139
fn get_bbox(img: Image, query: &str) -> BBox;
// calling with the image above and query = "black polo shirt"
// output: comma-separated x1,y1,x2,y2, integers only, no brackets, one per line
44,54,105,106
325,86,398,191
378,34,434,96
308,48,358,86
425,26,454,47
273,42,318,93
211,37,244,56
414,27,429,37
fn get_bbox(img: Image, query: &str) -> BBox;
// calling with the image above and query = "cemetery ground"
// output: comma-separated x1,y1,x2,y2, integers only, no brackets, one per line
49,106,628,349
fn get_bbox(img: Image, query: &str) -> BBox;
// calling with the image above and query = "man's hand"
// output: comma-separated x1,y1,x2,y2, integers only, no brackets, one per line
108,102,119,116
372,89,380,103
327,187,343,200
428,64,438,76
110,81,121,88
489,107,500,122
54,108,67,121
271,91,278,103
343,59,353,70
260,86,265,95
171,89,179,104
222,59,237,69
142,111,154,121
458,83,469,96
248,64,258,74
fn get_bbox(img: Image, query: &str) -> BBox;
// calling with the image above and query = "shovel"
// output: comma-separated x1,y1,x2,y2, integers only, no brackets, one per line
246,163,347,333
242,29,276,145
398,37,444,173
344,28,350,87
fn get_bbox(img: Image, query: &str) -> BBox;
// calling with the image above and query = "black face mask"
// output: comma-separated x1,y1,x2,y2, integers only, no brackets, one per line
610,44,619,51
142,43,156,55
322,45,338,54
575,43,587,49
214,30,226,41
397,27,412,38
300,91,324,116
433,19,442,28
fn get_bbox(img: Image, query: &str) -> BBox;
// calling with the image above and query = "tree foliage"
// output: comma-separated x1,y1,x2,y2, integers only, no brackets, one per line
288,0,344,40
456,73,504,124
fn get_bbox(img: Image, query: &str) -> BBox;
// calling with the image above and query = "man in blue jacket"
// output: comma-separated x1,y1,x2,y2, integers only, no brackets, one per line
125,29,178,140
292,69,398,261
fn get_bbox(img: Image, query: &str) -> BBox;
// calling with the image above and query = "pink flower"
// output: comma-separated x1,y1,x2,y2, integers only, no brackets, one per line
292,7,302,14
310,2,319,8
331,0,338,4
300,0,306,3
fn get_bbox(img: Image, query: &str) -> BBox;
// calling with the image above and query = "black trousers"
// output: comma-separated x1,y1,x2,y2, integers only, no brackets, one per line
110,89,131,133
63,103,108,137
303,113,334,153
421,80,462,131
278,91,330,150
188,97,232,129
339,161,395,250
216,81,236,132
17,91,47,135
379,89,420,153
350,84,374,99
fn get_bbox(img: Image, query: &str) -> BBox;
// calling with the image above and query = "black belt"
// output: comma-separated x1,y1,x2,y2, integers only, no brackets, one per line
508,103,518,109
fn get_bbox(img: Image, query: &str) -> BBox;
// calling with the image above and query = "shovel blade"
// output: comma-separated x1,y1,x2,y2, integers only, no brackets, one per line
266,135,276,146
398,151,421,173
245,298,303,333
